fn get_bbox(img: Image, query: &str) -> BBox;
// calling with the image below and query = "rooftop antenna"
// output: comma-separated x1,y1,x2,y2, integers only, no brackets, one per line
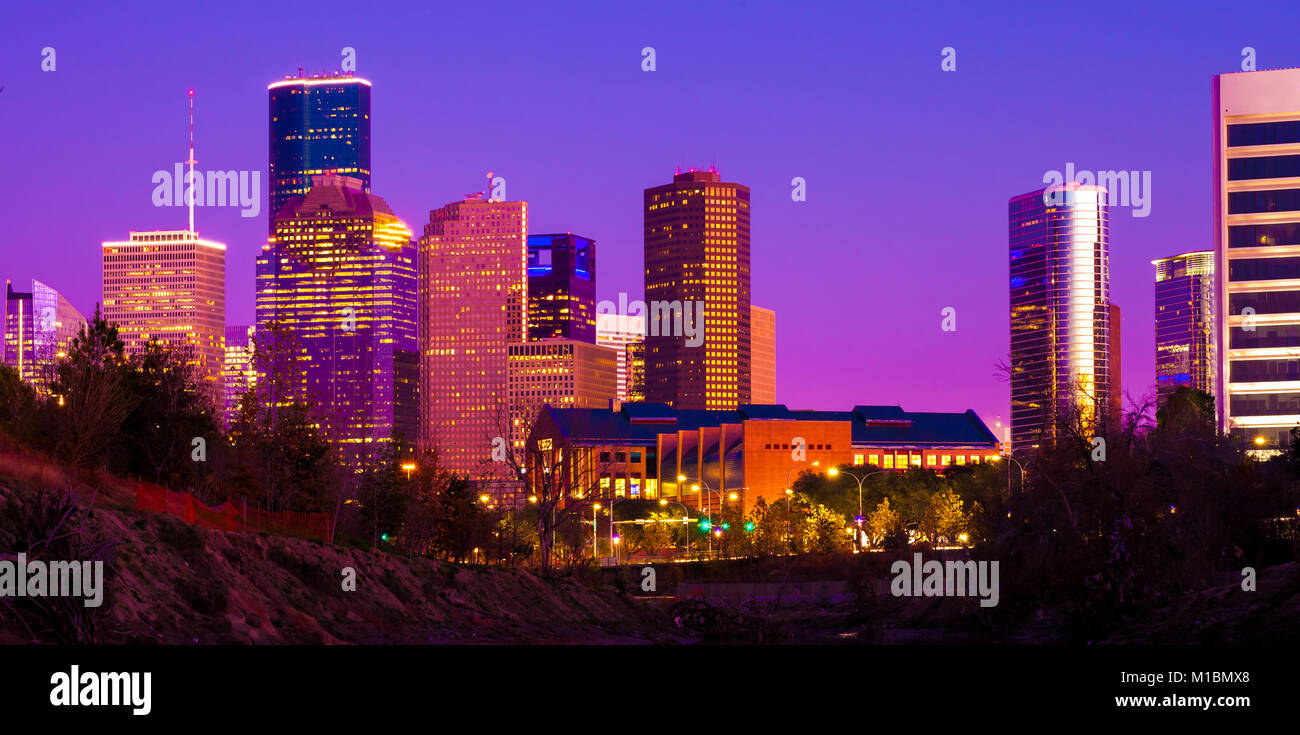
187,88,196,235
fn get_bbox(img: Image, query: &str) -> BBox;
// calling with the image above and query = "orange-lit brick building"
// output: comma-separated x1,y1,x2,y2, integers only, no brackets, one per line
525,403,1000,515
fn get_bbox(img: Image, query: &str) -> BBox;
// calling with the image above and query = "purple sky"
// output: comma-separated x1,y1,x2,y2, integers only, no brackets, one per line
5,0,1299,431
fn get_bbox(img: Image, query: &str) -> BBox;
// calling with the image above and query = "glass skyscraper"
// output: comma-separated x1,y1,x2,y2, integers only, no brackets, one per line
526,233,596,342
268,73,371,225
255,174,417,464
1153,251,1215,408
3,279,87,392
1213,68,1300,450
1009,182,1113,455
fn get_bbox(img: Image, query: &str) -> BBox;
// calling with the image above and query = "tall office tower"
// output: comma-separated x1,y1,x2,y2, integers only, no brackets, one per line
596,312,646,402
102,229,226,394
1009,182,1112,455
3,279,87,392
751,304,776,404
255,174,418,463
268,72,371,227
419,195,528,478
644,167,752,409
1153,251,1216,408
507,338,618,449
222,325,255,426
527,233,595,342
1213,68,1300,450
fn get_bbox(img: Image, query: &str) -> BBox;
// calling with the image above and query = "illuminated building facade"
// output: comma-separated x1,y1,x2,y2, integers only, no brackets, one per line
751,304,776,404
222,324,255,426
1213,68,1300,449
596,313,645,403
1153,251,1215,408
268,72,371,226
507,337,617,456
1009,182,1112,455
3,279,87,392
527,234,595,342
526,403,999,516
255,174,417,463
1109,303,1122,428
418,195,528,479
644,167,751,409
101,229,226,394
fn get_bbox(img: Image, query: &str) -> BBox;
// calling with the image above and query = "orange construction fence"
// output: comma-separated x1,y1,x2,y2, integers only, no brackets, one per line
135,481,331,543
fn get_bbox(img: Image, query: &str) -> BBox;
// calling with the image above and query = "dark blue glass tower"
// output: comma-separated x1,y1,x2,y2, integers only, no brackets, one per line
268,73,371,226
527,233,596,342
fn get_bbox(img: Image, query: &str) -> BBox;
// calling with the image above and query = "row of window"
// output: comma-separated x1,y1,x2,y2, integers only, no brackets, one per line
1228,188,1300,214
1229,222,1300,248
1228,120,1300,148
1228,154,1300,180
1229,290,1300,314
1228,256,1300,281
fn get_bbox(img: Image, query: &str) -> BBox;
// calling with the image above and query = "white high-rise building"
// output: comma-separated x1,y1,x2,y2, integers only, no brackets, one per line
101,229,226,396
1213,68,1300,452
596,313,645,403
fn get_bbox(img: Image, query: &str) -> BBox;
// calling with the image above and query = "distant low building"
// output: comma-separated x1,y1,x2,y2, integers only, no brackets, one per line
525,403,1000,516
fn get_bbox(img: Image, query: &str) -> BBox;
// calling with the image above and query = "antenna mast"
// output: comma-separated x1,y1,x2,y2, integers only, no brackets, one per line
187,88,196,234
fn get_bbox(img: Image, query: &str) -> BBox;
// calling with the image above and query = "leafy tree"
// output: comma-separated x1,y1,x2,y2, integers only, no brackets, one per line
48,306,134,468
866,497,904,549
803,503,851,553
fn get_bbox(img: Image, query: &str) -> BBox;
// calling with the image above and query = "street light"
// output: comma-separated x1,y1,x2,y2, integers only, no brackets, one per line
827,467,891,549
592,503,602,563
660,498,691,557
783,460,824,554
993,455,1027,498
400,462,416,480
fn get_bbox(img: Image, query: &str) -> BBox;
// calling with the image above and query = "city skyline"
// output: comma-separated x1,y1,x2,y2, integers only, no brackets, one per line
9,2,1300,429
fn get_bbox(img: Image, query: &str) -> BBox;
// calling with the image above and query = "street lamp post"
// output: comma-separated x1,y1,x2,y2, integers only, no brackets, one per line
679,475,723,559
783,460,822,554
996,455,1027,499
826,467,891,549
592,503,602,564
660,499,690,558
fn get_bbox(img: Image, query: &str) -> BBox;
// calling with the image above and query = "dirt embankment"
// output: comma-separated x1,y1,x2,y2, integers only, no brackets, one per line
0,477,683,645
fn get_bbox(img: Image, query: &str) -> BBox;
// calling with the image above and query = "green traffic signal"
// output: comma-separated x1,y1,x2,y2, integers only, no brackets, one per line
744,522,755,532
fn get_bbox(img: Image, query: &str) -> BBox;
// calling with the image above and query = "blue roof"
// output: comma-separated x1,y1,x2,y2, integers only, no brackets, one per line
540,403,997,449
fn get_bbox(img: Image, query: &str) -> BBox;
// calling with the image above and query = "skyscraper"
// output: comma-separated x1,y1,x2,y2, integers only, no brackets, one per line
222,324,255,426
527,233,595,342
596,313,646,403
1213,68,1300,450
1153,251,1215,408
419,195,528,478
644,167,751,409
751,304,776,404
1109,303,1122,428
268,72,371,226
3,279,87,392
255,174,417,463
1009,182,1112,455
101,229,226,393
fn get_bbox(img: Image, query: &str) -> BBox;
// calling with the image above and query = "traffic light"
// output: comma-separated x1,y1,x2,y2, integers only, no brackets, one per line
744,521,755,532
699,518,712,531
721,522,730,531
